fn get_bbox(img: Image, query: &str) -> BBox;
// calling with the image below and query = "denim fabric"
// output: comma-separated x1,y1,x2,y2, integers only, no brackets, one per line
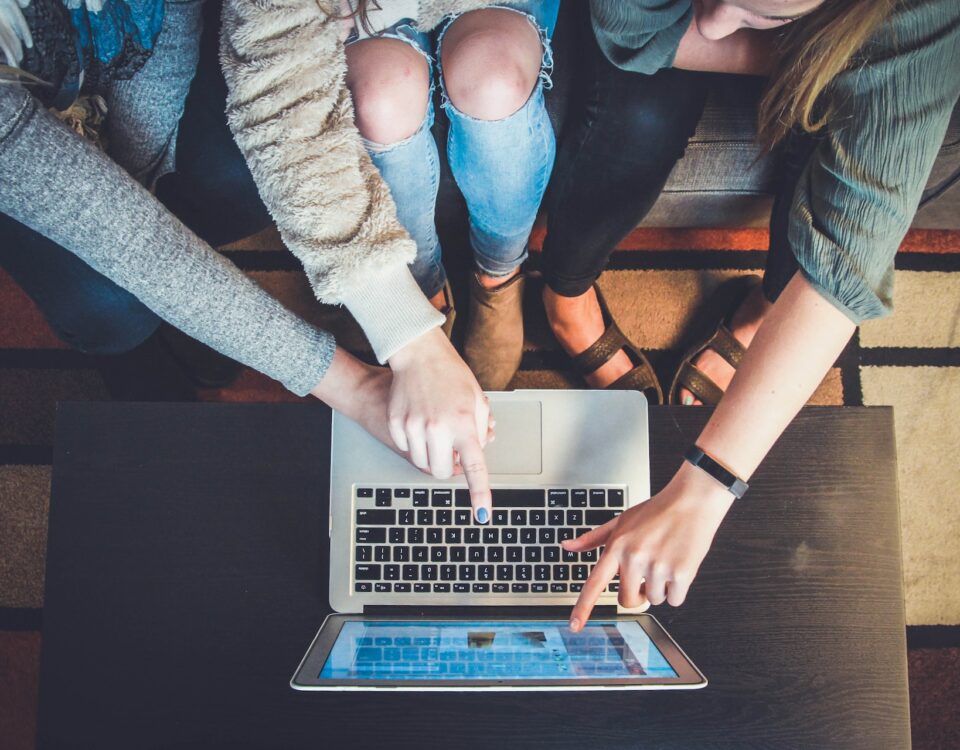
359,0,561,297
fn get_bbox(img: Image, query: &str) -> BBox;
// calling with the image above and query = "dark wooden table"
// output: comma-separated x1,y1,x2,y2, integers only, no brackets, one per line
37,402,910,749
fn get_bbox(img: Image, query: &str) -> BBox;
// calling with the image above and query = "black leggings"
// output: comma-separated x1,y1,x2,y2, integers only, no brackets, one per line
542,26,812,304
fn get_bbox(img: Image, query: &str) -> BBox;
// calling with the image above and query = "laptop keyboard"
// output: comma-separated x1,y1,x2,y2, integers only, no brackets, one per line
353,487,624,596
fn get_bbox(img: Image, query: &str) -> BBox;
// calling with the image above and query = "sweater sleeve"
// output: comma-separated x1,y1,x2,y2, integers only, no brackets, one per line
590,0,692,75
0,84,335,397
787,0,960,323
220,0,443,363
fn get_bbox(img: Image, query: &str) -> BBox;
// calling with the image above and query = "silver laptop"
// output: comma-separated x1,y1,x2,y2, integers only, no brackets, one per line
292,390,707,689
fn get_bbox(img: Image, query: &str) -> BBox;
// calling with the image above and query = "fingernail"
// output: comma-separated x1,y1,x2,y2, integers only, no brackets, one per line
682,395,693,406
569,618,580,631
476,507,489,524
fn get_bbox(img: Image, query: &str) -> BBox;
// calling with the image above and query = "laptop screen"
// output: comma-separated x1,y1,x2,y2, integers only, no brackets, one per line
318,620,678,681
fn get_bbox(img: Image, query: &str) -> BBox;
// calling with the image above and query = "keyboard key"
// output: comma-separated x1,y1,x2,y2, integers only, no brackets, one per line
357,509,395,525
468,546,485,562
534,565,550,581
544,546,560,562
539,528,556,544
402,565,419,580
459,564,476,581
483,528,499,544
391,545,409,561
417,509,434,526
455,509,472,525
571,489,588,507
524,547,542,563
510,510,527,526
492,509,509,526
436,509,452,526
573,565,588,581
431,547,447,562
496,565,513,581
589,489,606,507
547,489,569,507
520,529,536,545
445,528,461,545
608,489,624,507
389,528,405,544
502,528,518,544
413,489,429,507
450,547,466,562
553,565,570,580
375,546,390,562
512,584,530,593
357,487,373,498
530,510,546,526
355,545,372,562
563,549,578,562
487,546,505,563
558,528,574,542
408,528,424,544
507,546,523,562
453,583,470,593
548,510,564,526
566,510,583,526
432,583,450,592
608,582,619,592
491,489,546,507
571,583,583,592
395,488,411,499
441,565,456,581
479,565,494,581
427,528,442,544
422,565,438,581
432,489,452,507
532,583,548,593
454,489,471,507
465,528,480,544
376,488,392,507
394,582,411,592
355,564,380,580
412,546,428,562
550,583,568,593
516,565,532,581
384,565,400,581
414,583,430,592
582,549,597,562
355,582,372,592
472,583,490,593
399,509,415,526
493,583,509,593
586,510,618,526
356,527,386,544
375,582,392,592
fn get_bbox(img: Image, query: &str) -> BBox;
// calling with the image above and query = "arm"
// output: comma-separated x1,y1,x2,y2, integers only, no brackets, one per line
672,17,778,76
220,0,493,516
567,273,854,628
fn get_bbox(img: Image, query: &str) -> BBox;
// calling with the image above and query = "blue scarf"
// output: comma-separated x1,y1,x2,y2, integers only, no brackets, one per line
67,0,164,67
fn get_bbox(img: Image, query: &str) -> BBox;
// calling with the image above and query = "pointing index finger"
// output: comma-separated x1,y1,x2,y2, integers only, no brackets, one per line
455,434,491,523
568,553,619,632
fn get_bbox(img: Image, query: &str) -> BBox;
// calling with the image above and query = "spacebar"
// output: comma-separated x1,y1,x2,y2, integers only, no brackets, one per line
455,489,546,507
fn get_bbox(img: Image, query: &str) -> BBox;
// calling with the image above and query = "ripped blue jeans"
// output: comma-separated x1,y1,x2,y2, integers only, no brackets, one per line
355,1,560,299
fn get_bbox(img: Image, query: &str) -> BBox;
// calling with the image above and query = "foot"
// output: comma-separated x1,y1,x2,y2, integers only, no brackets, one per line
543,285,633,389
678,283,772,405
462,269,526,390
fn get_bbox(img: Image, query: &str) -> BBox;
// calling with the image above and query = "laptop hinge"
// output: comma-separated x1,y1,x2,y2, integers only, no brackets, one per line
361,604,620,618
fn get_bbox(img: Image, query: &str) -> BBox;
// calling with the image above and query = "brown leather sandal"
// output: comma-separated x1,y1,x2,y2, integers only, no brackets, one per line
569,284,664,404
668,274,763,405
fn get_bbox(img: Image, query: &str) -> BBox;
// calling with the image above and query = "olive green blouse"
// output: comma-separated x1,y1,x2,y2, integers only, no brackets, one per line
590,0,960,322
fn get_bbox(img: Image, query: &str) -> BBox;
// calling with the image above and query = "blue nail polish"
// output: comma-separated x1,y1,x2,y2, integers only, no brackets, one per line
682,394,694,406
476,507,489,524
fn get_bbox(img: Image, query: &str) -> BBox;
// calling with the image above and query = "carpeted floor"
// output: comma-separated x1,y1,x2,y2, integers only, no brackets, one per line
1,225,958,748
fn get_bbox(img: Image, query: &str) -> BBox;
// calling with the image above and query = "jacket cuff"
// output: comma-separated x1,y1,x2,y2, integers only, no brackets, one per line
338,264,445,363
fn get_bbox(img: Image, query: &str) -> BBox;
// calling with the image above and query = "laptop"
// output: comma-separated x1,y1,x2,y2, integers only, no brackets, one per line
291,390,707,690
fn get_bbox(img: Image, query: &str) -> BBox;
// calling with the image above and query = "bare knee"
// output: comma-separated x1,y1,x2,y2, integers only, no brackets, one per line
346,38,431,145
441,8,543,121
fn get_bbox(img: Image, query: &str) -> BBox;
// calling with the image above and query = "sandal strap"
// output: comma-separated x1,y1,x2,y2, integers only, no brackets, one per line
608,363,663,402
675,362,725,406
705,325,746,369
571,320,630,376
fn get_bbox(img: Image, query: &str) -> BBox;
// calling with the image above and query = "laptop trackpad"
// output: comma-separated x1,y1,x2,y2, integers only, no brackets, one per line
484,400,542,475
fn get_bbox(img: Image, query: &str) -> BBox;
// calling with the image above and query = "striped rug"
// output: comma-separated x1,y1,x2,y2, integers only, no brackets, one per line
1,226,958,748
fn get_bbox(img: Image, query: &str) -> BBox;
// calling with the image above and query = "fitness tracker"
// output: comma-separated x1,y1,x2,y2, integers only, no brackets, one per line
683,446,749,499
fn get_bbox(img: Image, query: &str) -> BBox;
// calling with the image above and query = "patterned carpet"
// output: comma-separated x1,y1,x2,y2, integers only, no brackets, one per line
1,225,958,748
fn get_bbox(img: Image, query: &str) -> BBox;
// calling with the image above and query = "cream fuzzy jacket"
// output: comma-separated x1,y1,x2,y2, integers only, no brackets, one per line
221,0,498,362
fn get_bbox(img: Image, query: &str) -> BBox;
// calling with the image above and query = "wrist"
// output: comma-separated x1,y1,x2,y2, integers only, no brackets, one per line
310,347,373,413
387,326,449,372
670,461,737,514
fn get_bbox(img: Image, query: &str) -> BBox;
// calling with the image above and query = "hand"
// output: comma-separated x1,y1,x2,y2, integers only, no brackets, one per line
387,327,493,522
565,462,734,631
0,0,32,67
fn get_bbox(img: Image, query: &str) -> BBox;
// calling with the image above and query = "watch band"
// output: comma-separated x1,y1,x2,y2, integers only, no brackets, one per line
683,446,749,499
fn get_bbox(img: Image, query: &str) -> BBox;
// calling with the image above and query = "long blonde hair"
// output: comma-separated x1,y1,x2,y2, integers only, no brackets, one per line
758,0,896,148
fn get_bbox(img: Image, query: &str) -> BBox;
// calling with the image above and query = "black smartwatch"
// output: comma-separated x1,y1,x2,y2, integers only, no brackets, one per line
683,446,749,499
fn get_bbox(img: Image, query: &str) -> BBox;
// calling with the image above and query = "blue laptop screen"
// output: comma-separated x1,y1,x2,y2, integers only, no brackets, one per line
319,620,677,680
